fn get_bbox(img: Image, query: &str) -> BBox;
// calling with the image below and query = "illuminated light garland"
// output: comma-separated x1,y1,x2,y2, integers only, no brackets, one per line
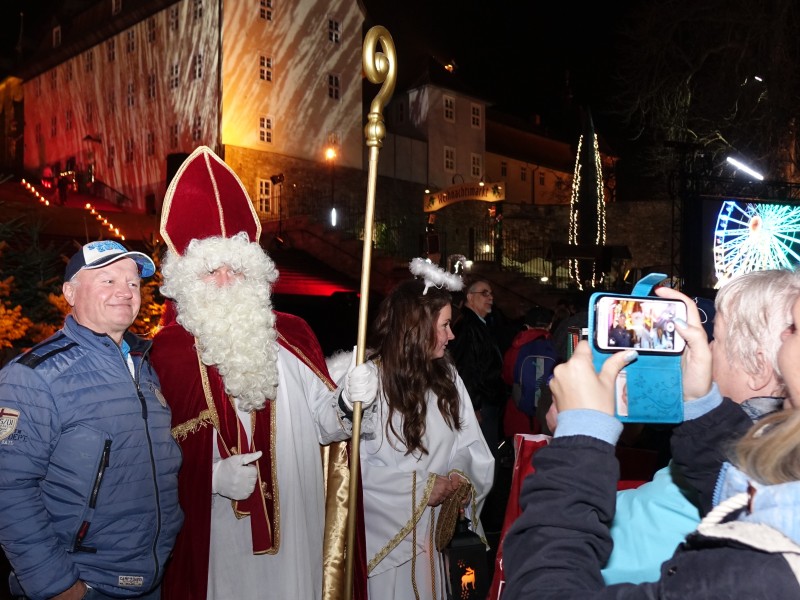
16,181,126,240
567,132,607,289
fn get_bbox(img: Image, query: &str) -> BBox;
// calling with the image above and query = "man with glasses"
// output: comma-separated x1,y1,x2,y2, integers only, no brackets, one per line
449,276,507,456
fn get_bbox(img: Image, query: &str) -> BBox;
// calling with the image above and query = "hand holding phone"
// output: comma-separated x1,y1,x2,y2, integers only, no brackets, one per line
588,292,687,423
593,295,688,355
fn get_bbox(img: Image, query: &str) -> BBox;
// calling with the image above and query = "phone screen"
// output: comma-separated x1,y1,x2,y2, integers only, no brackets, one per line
594,295,687,354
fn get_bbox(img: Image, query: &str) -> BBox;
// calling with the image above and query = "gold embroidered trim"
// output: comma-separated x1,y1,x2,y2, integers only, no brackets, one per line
181,345,281,553
367,472,437,573
277,332,336,391
171,409,214,440
268,382,280,553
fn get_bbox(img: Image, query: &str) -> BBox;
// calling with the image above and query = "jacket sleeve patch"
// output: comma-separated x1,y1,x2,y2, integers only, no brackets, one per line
0,407,21,441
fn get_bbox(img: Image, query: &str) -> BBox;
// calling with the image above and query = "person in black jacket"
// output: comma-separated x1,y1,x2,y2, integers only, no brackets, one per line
449,276,506,456
502,285,800,599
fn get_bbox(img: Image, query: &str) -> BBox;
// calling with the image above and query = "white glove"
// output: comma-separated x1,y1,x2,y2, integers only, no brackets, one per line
212,451,263,500
340,348,379,410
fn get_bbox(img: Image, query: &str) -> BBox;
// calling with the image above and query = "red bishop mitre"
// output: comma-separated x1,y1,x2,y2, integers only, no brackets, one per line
160,146,261,255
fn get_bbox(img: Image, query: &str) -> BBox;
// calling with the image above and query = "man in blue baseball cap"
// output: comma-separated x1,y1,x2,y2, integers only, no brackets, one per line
0,239,182,599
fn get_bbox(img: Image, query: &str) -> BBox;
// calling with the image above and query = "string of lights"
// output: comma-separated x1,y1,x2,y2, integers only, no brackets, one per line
19,179,126,241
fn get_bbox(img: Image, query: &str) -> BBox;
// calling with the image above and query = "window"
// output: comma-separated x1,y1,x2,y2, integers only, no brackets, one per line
444,146,455,172
35,78,41,97
147,18,156,43
327,74,340,100
35,123,42,144
107,39,116,62
146,131,155,156
112,0,122,16
328,18,340,43
124,138,134,163
193,0,203,21
107,90,116,116
260,0,272,21
471,103,482,128
50,70,57,90
170,123,178,149
65,109,73,132
539,171,545,186
126,30,135,53
50,116,57,138
471,153,482,178
147,73,156,100
169,6,179,31
86,101,93,124
443,95,455,123
259,116,273,143
127,81,135,107
501,161,507,177
259,55,273,81
169,63,179,89
66,62,73,82
52,26,61,48
108,145,115,169
85,49,94,73
192,116,202,141
257,179,271,213
193,54,203,79
521,166,527,182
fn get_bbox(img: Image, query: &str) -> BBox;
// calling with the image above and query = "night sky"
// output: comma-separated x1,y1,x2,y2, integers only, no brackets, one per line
1,0,633,139
362,0,635,143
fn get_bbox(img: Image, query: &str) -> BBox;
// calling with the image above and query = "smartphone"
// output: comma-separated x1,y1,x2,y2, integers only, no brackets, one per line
566,326,590,358
593,294,687,355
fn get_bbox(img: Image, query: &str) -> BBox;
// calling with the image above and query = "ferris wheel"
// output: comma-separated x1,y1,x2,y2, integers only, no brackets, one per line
713,200,800,287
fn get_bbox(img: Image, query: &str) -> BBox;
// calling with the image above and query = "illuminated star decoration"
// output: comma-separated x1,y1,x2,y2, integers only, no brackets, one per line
409,257,464,295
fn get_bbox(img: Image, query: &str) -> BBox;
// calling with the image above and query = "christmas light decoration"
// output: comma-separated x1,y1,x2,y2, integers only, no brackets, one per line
567,114,607,289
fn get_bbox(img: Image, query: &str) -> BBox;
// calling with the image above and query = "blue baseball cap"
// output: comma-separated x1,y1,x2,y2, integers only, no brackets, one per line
65,240,156,281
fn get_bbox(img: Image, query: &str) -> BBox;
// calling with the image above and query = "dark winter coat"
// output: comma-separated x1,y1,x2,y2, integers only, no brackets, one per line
502,398,800,599
449,306,506,410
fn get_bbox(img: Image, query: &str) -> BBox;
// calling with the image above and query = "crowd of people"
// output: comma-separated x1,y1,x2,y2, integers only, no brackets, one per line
3,145,800,599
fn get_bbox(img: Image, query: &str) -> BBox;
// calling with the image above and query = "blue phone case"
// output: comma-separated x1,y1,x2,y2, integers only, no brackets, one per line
588,273,684,424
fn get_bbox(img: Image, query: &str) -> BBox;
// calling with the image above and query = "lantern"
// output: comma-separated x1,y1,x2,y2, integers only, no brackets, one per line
443,511,490,599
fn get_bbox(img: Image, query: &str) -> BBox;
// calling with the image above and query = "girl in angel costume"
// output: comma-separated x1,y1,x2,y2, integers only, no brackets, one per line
329,259,495,599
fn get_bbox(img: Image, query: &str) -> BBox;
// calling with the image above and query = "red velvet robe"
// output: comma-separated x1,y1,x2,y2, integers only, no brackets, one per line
151,301,366,600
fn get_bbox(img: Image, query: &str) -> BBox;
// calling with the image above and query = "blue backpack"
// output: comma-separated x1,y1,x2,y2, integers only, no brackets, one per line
511,334,558,417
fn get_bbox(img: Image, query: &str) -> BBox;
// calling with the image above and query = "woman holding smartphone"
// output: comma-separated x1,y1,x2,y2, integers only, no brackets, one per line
502,285,800,598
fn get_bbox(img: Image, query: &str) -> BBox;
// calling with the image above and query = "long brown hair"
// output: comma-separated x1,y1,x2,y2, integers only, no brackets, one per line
367,279,462,455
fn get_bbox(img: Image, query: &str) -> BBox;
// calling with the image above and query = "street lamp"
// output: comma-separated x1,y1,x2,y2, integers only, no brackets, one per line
270,173,285,243
325,146,337,226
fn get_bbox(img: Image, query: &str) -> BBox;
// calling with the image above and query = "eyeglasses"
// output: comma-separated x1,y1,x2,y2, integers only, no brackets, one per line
469,290,493,297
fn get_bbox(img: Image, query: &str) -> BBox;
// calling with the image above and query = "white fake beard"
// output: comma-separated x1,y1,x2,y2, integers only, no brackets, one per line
161,236,280,412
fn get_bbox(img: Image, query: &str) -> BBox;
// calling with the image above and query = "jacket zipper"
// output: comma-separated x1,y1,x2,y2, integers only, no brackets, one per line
72,439,111,553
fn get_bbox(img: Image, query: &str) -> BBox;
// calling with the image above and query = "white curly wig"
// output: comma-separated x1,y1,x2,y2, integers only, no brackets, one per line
161,232,280,411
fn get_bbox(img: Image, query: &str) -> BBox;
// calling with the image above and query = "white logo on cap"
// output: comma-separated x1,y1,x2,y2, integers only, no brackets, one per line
83,240,126,264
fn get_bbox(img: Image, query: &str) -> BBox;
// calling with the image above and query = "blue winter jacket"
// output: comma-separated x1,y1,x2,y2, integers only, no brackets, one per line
0,316,183,600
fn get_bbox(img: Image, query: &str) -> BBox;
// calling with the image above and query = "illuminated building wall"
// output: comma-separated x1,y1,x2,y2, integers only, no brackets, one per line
220,0,364,169
21,0,363,213
394,84,487,191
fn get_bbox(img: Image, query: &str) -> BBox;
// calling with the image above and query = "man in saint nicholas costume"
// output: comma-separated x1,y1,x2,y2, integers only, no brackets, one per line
150,146,375,599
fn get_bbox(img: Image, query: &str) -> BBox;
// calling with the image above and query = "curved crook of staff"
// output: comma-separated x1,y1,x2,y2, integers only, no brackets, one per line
344,25,396,600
